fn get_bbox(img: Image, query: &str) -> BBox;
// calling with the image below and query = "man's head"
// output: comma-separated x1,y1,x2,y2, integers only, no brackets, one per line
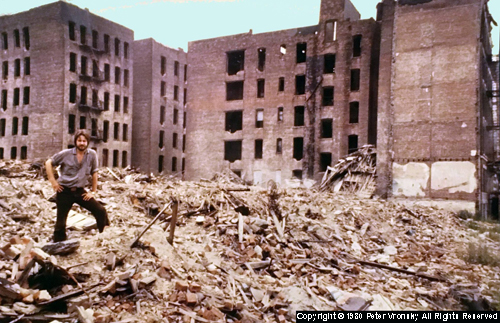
74,130,90,152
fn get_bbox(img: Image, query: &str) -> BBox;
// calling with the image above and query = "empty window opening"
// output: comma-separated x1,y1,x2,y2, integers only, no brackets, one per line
293,137,303,160
92,30,98,48
13,88,20,106
14,29,20,47
226,81,244,101
115,66,120,84
103,121,109,142
161,81,166,96
295,75,305,95
225,110,243,133
2,61,8,79
294,106,305,126
161,56,166,75
21,147,27,159
113,122,119,140
104,34,110,53
102,149,109,167
124,42,129,59
123,97,129,113
80,86,87,105
255,139,263,159
104,92,109,110
183,111,187,129
124,69,129,87
114,95,120,112
0,119,5,136
81,56,87,75
351,69,360,91
12,117,18,135
112,150,119,167
0,148,3,159
173,108,179,124
174,86,179,101
321,119,333,138
160,106,166,125
322,87,334,106
14,59,20,77
69,83,76,103
158,155,164,173
325,21,337,42
280,44,287,55
1,90,7,111
68,114,75,134
258,48,266,71
324,54,336,74
227,50,245,75
114,38,120,56
349,102,359,123
123,124,128,141
173,133,178,148
320,153,332,172
92,60,99,78
348,135,358,154
172,157,177,172
256,109,264,128
277,107,284,122
182,134,186,152
174,61,179,76
11,147,17,159
353,35,362,57
279,77,285,92
292,169,303,180
68,22,75,41
184,64,187,82
224,141,242,162
2,32,8,50
296,43,307,63
22,27,29,50
91,118,98,137
122,151,127,168
70,53,76,72
24,57,30,75
159,130,164,148
80,25,86,45
183,88,187,106
182,158,186,173
104,64,110,81
276,138,282,154
257,79,265,98
80,116,86,130
92,89,98,107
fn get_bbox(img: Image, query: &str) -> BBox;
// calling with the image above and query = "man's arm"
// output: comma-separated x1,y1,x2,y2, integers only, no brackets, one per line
83,171,98,201
45,159,63,192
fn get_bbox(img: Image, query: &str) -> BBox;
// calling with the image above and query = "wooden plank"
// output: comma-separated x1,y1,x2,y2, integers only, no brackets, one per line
167,200,179,245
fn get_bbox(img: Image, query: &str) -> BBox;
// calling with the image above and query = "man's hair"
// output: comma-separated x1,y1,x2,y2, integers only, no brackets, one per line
74,129,90,146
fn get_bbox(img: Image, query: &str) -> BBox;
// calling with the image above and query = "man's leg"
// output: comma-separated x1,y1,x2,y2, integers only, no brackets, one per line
75,191,109,232
54,190,74,242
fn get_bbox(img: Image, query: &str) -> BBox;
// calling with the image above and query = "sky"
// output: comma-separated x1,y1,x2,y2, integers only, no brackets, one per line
0,0,498,52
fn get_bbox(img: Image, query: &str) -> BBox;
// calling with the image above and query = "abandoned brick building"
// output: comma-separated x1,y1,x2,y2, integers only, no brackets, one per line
0,1,134,167
132,39,187,175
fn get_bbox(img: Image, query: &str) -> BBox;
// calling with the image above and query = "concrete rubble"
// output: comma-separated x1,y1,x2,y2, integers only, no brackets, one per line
0,160,499,322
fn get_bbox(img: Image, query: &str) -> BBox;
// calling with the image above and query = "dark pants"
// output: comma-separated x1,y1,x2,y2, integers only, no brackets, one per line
54,187,109,242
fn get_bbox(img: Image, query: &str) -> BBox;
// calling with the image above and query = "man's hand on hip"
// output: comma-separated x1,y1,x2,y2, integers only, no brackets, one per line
83,191,95,201
51,181,63,193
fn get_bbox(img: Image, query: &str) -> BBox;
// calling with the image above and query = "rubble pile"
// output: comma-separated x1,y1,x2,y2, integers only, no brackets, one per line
0,162,499,322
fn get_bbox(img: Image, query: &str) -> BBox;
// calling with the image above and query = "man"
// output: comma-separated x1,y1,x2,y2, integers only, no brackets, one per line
45,130,109,242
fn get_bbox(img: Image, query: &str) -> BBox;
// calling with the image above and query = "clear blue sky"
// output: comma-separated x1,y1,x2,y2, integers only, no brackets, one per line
0,0,498,52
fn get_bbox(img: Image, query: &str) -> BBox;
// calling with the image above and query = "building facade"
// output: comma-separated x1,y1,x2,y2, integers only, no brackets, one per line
132,39,187,175
0,1,133,167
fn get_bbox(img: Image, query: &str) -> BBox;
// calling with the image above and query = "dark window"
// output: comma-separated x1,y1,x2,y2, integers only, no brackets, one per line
279,77,285,92
295,75,305,95
174,61,179,76
22,87,29,105
160,106,165,125
293,137,303,160
123,124,128,141
69,83,76,103
258,48,266,71
173,132,178,148
104,92,109,110
224,141,242,162
174,86,179,101
0,119,5,136
320,153,332,172
183,111,187,129
22,27,29,50
351,69,360,91
324,54,336,74
104,34,110,53
184,64,187,82
349,102,359,123
321,119,333,138
255,139,263,159
257,79,265,98
68,22,75,41
114,38,120,56
92,89,98,107
0,148,3,159
325,20,337,42
92,60,99,78
348,135,358,154
296,43,307,63
182,158,185,173
13,88,20,106
92,30,98,48
256,109,264,128
173,108,178,124
81,56,87,75
115,66,120,84
161,56,166,75
294,106,305,126
80,25,86,45
353,35,362,57
21,117,28,135
159,130,164,148
123,97,129,113
102,149,109,167
103,121,109,142
11,147,17,159
2,61,8,79
80,86,87,105
121,151,127,168
226,81,244,101
113,122,119,140
1,90,7,111
104,64,110,81
2,32,8,50
124,42,129,59
322,87,334,106
14,29,20,47
225,110,243,133
277,107,284,122
91,118,98,137
12,117,18,135
276,138,282,154
24,57,30,75
14,59,20,77
113,150,119,167
114,95,120,112
227,50,245,75
161,81,166,96
70,53,76,72
80,116,86,130
183,88,187,106
158,155,164,173
292,170,303,180
172,157,177,172
68,114,75,134
124,69,129,87
182,134,186,152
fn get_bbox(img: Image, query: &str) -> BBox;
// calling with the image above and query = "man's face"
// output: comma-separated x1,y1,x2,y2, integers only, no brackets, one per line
76,136,88,152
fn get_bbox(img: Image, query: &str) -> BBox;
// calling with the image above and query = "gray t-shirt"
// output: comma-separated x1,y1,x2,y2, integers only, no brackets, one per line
50,148,98,188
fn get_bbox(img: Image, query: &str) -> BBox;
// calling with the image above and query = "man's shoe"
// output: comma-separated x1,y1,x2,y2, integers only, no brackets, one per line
53,230,67,242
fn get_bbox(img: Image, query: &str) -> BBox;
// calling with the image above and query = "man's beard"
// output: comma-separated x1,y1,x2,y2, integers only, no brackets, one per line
76,145,87,152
